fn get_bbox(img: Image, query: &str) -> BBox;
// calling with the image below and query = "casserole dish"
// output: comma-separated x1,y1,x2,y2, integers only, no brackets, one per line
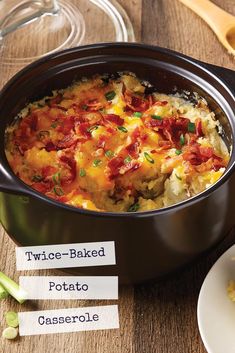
0,43,235,284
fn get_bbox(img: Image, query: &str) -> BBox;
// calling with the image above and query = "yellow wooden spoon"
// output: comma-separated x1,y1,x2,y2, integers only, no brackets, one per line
179,0,235,56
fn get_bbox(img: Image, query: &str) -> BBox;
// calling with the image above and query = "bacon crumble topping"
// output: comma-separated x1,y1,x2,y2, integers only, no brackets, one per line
5,73,229,212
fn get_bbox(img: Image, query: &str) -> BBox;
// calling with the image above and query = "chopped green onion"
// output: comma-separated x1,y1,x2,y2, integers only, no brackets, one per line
87,125,98,133
133,112,142,118
5,312,19,328
180,134,185,145
105,91,116,101
124,156,132,164
32,175,43,182
0,283,8,300
53,186,64,196
79,168,86,177
188,122,196,133
151,115,162,120
101,77,109,86
117,126,128,133
175,174,182,180
105,150,114,158
82,104,88,111
144,151,154,164
0,272,26,304
2,327,18,340
93,159,102,167
52,172,61,185
128,203,140,212
51,122,59,128
175,149,182,155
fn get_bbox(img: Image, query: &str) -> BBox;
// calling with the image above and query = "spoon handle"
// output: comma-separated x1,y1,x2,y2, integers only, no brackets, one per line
178,0,235,34
0,1,60,40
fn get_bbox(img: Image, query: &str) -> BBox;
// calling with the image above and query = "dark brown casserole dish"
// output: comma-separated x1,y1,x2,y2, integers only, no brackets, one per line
0,43,235,284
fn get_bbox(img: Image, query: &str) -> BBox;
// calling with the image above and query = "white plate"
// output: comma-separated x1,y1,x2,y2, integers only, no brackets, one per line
198,245,235,353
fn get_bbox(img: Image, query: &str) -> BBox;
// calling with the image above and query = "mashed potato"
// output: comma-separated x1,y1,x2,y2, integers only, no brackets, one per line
5,73,229,212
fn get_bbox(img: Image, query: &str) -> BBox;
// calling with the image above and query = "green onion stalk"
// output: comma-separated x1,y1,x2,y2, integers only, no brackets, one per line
0,272,27,304
0,283,8,299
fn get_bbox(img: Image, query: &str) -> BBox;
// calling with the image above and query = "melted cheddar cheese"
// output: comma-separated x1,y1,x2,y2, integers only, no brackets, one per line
5,73,229,212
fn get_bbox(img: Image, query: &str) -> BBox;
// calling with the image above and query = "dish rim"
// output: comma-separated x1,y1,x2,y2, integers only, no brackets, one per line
1,42,235,218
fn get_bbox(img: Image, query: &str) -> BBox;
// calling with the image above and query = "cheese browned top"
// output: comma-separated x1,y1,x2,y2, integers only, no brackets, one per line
5,73,229,212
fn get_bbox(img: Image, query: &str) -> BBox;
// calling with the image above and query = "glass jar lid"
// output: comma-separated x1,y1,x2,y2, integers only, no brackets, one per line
0,0,135,66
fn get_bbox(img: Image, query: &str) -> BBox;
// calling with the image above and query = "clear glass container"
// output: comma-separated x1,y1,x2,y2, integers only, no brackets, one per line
0,0,135,68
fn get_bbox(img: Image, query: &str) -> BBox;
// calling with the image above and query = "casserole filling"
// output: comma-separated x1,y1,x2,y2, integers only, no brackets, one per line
5,73,229,212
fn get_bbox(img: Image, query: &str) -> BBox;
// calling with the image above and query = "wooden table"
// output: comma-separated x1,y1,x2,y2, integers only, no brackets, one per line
0,0,235,352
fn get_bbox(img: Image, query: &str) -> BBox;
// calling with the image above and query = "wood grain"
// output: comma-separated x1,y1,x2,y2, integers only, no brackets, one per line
0,0,235,352
142,0,235,69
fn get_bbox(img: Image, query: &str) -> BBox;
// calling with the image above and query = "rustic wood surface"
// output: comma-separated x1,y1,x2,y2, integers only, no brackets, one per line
0,0,235,352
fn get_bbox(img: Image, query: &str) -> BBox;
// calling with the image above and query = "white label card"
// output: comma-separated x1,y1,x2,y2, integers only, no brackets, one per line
16,241,116,270
19,276,118,300
18,305,119,336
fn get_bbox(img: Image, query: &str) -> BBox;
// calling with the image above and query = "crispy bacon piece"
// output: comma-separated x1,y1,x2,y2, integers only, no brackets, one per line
183,144,223,168
130,127,147,144
106,127,116,134
108,156,140,179
74,116,86,127
32,182,51,193
124,91,150,112
45,141,56,152
146,116,190,145
199,146,214,159
148,118,163,128
183,153,201,165
132,127,141,140
164,117,189,142
132,96,147,109
73,112,103,133
195,155,226,172
97,135,106,148
104,114,124,126
29,114,38,131
183,144,205,165
108,157,124,179
126,142,139,158
41,166,57,178
18,113,38,137
119,161,140,175
195,118,204,137
57,116,75,134
158,140,173,149
57,134,78,149
60,155,77,185
78,122,91,138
